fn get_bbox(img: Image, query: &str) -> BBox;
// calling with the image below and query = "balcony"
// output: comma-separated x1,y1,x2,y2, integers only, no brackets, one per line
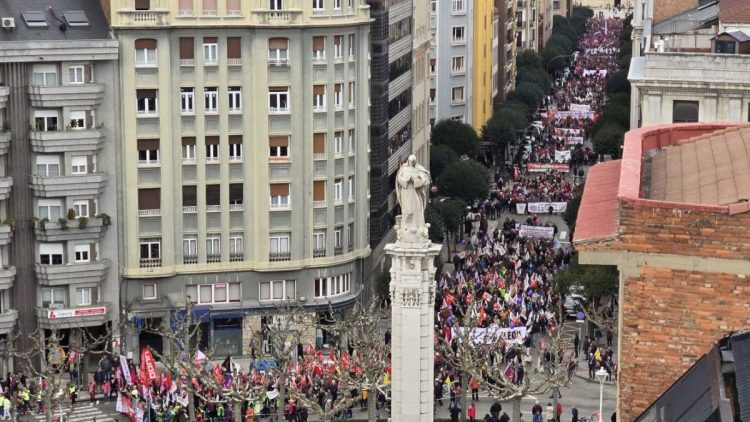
0,310,17,335
139,257,162,268
34,217,106,242
334,246,343,255
183,206,197,213
229,252,243,262
35,259,110,287
269,252,291,262
37,302,111,329
313,248,326,258
28,84,105,108
0,86,8,109
251,9,303,25
0,132,9,155
138,209,161,217
0,177,11,200
113,9,170,27
0,266,14,291
31,173,107,198
0,225,12,246
229,204,244,211
30,129,103,153
206,254,221,263
183,255,198,264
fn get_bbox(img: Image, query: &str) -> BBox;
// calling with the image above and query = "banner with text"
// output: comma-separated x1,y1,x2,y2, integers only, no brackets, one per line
526,202,568,213
120,355,132,385
454,327,528,345
140,348,158,382
555,150,572,163
519,225,555,239
569,104,591,113
527,163,570,173
516,203,527,214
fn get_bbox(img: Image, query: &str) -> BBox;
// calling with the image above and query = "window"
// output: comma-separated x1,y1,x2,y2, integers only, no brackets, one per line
333,0,341,10
179,37,195,63
313,133,326,156
269,136,289,158
181,88,195,114
347,176,354,202
69,66,85,84
348,34,355,59
187,283,242,304
430,58,436,74
135,0,151,10
35,155,61,177
715,40,735,54
139,240,161,261
41,288,66,308
227,37,241,59
269,0,283,10
136,89,158,115
203,38,218,64
347,223,354,248
183,237,197,260
334,84,343,109
313,0,324,13
673,100,699,123
134,39,158,66
312,36,326,61
334,227,343,248
313,85,326,110
71,156,88,174
452,86,465,104
228,87,242,112
204,138,220,160
143,283,157,300
314,273,351,298
430,88,436,104
313,180,326,204
32,65,58,86
73,200,89,218
206,236,221,259
204,87,218,113
333,179,343,203
229,136,243,160
138,188,161,213
451,56,465,73
69,111,87,129
348,129,355,154
39,243,64,265
452,26,466,43
38,199,62,220
74,244,90,262
269,233,290,253
334,131,343,155
348,82,355,107
259,280,296,301
270,184,290,209
206,184,221,207
334,35,343,60
75,288,92,306
203,0,218,14
34,110,59,132
269,87,289,113
182,137,196,161
313,230,326,251
229,235,243,261
268,38,289,64
452,0,465,12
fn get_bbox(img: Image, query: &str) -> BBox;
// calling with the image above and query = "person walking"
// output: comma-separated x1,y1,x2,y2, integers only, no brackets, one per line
68,383,78,408
573,332,580,358
468,402,476,422
470,377,479,401
571,405,579,422
545,403,555,422
588,353,597,379
2,393,10,420
450,404,461,422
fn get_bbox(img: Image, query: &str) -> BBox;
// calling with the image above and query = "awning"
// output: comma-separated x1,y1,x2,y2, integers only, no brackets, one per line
171,306,211,330
211,312,245,320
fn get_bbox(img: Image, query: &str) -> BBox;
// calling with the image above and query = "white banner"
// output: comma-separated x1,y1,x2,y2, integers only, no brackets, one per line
527,202,568,213
555,150,571,163
553,110,596,118
569,103,591,113
516,203,527,214
454,327,528,345
47,306,106,319
120,355,132,385
519,225,555,239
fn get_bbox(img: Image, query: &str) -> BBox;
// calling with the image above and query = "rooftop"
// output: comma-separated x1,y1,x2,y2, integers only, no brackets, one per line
0,0,110,42
572,160,621,243
653,1,717,35
719,0,750,25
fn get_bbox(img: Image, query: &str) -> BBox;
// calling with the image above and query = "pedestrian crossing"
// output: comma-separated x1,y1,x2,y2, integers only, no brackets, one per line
28,403,122,421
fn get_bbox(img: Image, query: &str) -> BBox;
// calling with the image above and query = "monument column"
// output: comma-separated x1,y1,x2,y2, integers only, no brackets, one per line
387,154,440,421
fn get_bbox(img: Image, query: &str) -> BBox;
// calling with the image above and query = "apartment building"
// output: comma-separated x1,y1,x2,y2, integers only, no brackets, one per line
366,0,431,260
496,0,518,104
429,0,499,130
629,0,750,128
516,0,553,51
0,0,120,369
109,0,371,357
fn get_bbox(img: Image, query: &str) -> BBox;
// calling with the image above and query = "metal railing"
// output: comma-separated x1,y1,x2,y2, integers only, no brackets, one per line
139,257,162,268
269,252,291,262
183,255,198,264
313,248,326,258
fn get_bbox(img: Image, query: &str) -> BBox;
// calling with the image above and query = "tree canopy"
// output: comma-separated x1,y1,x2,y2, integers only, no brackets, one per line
430,119,480,158
430,144,459,179
437,159,490,203
592,124,626,158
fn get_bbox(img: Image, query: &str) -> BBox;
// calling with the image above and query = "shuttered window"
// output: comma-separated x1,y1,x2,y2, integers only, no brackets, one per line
182,186,197,207
134,39,157,49
270,184,289,196
313,181,326,201
227,37,241,59
313,133,325,154
179,38,194,60
138,189,161,210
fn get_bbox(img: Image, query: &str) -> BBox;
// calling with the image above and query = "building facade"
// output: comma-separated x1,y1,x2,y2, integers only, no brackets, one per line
574,123,750,421
366,0,431,262
109,0,372,357
0,0,120,369
429,0,499,130
628,0,750,128
496,0,518,105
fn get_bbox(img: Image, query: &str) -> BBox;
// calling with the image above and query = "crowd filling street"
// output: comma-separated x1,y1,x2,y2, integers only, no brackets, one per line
0,15,625,422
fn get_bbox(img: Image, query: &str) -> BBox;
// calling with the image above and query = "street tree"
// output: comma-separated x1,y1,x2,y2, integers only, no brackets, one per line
592,124,626,158
437,159,490,204
507,82,546,114
431,119,480,159
431,144,459,179
605,70,631,95
434,197,467,254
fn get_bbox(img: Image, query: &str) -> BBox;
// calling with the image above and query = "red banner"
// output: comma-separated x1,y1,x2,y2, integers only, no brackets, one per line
212,364,224,385
527,163,570,172
140,348,158,382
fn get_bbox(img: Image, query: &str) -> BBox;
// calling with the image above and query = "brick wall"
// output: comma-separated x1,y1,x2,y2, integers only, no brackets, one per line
653,0,698,24
619,267,750,419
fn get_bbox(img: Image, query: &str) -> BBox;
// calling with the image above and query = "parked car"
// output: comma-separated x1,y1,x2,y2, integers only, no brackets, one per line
564,294,587,318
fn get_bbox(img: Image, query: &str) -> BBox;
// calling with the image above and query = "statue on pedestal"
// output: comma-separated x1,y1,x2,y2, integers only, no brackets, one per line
395,154,431,243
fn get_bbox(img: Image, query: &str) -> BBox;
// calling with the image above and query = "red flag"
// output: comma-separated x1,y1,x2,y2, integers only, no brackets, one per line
212,364,224,385
140,348,158,382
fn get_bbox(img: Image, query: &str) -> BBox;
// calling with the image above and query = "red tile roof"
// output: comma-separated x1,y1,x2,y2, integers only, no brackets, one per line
720,0,750,24
573,160,621,243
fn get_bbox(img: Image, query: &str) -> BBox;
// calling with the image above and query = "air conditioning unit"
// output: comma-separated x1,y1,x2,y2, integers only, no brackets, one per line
1,17,15,29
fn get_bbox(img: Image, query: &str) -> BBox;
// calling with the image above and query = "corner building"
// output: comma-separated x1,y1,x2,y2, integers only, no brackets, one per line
109,0,371,357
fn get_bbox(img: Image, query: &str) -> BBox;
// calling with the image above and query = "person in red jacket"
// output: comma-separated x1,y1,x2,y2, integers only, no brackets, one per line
468,402,477,422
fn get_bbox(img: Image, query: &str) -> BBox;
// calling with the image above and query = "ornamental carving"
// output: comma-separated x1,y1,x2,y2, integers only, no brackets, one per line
401,288,421,307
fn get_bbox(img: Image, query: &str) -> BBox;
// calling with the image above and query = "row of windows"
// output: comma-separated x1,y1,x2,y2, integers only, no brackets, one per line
33,109,96,132
135,34,358,67
41,286,98,308
182,235,244,263
38,199,98,220
31,64,94,86
35,154,96,177
39,242,98,266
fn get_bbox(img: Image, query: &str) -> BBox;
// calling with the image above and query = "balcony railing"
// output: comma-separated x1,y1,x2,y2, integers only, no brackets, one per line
313,248,326,258
334,246,343,255
269,252,291,262
201,10,218,17
138,159,160,167
139,257,162,268
115,9,170,27
183,206,197,213
226,10,242,16
268,58,289,66
205,157,220,164
269,107,290,114
313,200,326,208
180,59,195,66
313,153,327,160
183,255,198,264
206,254,221,263
229,252,243,262
227,58,242,66
178,9,193,16
138,209,161,217
251,9,303,25
229,204,244,211
206,205,221,212
348,243,354,252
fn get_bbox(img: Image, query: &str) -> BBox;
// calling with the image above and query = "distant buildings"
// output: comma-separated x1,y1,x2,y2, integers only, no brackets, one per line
516,0,554,52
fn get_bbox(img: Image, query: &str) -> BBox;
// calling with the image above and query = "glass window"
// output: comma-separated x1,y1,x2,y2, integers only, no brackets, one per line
203,43,218,64
38,199,62,220
143,283,157,300
181,88,195,114
73,200,89,218
71,156,88,174
76,287,92,306
204,87,218,113
228,87,242,112
35,155,61,177
69,66,85,84
715,40,736,54
673,100,699,123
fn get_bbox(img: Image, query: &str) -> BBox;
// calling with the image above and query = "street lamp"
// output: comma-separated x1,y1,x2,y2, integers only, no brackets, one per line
596,367,608,422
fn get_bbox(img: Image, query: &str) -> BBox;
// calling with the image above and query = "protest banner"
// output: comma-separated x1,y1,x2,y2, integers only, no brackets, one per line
516,203,527,214
527,163,570,172
527,202,568,213
453,326,528,345
555,150,572,163
519,225,555,239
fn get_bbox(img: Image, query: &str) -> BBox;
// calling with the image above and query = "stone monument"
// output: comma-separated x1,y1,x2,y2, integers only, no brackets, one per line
386,155,441,421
